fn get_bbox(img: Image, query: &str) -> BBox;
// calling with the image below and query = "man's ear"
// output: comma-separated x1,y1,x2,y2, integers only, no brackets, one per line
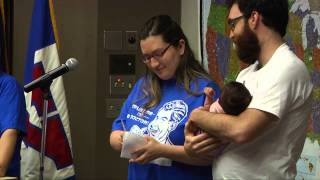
249,11,260,30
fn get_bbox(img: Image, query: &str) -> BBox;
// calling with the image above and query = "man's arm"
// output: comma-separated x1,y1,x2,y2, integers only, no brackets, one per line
0,129,18,176
189,108,278,144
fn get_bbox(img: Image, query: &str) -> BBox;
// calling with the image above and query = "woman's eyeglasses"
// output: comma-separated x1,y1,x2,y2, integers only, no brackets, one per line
228,15,244,31
142,43,172,63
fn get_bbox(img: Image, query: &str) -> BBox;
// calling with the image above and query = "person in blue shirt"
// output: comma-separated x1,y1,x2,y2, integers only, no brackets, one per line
109,15,221,180
0,72,26,177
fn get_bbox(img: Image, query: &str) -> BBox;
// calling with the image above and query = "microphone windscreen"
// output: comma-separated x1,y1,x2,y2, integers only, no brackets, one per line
66,58,79,71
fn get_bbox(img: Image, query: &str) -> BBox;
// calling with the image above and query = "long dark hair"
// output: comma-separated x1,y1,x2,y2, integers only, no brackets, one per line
139,15,210,110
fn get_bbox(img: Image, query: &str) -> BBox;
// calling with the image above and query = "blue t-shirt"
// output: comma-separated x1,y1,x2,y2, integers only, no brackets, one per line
0,72,26,177
112,77,220,180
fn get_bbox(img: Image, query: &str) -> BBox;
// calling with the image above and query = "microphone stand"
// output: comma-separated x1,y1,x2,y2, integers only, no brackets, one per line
24,58,78,179
38,79,53,180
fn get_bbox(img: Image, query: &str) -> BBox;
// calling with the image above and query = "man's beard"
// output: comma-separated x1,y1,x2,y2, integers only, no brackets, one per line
235,22,260,64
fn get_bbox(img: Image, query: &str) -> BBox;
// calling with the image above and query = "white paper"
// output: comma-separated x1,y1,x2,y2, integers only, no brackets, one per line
120,132,147,159
120,132,172,166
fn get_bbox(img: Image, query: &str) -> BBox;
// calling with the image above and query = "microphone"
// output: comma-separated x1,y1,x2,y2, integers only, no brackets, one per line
24,58,79,93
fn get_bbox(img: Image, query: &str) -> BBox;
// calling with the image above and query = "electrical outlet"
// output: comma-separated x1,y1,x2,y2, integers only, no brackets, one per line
125,31,138,51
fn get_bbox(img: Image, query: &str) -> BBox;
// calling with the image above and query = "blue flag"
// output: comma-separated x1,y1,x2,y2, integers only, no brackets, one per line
21,0,75,179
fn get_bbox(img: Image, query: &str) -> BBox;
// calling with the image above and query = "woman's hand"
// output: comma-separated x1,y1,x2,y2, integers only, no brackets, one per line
129,136,162,164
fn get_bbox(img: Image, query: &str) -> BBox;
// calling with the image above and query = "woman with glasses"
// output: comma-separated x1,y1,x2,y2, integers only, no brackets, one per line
109,15,221,180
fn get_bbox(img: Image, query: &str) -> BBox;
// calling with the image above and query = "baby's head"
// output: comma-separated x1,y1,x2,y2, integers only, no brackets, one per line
218,81,252,115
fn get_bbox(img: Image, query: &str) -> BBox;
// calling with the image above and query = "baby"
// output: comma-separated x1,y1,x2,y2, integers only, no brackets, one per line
200,81,252,157
209,81,252,115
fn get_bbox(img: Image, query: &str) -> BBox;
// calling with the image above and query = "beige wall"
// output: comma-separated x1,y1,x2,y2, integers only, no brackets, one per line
181,0,201,61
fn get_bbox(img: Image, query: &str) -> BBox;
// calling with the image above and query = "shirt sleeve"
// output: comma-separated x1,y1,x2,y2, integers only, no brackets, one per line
0,76,27,135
